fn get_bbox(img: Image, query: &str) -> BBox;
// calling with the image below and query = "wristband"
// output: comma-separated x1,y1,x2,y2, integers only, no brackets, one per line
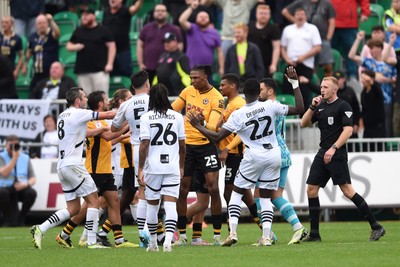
203,121,207,127
309,104,316,111
288,78,299,89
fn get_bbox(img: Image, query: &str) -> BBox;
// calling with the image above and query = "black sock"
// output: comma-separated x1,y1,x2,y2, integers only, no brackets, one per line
212,214,222,236
351,193,381,230
308,197,321,237
177,216,187,235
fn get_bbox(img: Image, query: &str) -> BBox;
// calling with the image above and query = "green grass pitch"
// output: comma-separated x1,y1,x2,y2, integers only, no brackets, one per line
1,221,399,267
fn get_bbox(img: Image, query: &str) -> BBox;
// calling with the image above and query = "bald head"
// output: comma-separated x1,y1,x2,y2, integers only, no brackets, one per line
50,61,64,80
36,14,49,34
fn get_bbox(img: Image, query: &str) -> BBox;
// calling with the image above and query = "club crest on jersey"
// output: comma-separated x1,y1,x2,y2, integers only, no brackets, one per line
345,111,353,118
203,98,209,105
328,117,334,125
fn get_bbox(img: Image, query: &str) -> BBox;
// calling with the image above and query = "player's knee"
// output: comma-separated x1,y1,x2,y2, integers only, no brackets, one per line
307,186,318,198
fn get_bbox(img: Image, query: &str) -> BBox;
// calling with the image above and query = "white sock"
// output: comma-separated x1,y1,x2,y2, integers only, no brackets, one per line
86,208,99,246
130,203,138,222
137,199,147,232
163,201,177,246
260,197,274,238
228,191,243,234
39,209,70,233
146,203,159,247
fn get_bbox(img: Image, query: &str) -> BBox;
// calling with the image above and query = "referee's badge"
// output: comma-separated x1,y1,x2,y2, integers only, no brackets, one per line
328,117,334,125
345,111,353,118
203,98,209,105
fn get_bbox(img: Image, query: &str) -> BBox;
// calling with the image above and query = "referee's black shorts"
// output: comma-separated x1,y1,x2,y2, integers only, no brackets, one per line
306,148,351,187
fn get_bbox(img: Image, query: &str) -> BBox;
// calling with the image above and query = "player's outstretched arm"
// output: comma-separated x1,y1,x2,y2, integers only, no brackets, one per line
285,66,304,116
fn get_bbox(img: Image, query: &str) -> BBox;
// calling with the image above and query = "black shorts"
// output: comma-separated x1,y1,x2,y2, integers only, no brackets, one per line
190,168,208,194
306,148,351,188
224,153,242,185
184,143,221,177
122,167,135,190
91,173,117,196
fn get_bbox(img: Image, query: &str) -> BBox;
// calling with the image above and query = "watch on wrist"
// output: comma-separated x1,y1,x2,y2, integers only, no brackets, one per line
331,144,337,150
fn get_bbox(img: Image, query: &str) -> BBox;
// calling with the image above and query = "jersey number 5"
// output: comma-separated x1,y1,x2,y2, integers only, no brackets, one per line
150,123,177,146
245,115,273,140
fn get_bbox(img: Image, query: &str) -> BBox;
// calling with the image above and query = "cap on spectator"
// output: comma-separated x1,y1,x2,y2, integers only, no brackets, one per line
81,7,95,14
163,32,177,42
333,70,346,79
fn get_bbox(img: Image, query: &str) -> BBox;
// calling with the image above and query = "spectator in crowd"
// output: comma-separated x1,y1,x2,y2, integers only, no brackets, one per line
281,7,322,108
201,0,258,56
23,13,60,92
29,61,76,100
224,23,264,87
65,0,90,13
360,70,387,151
394,58,400,137
274,0,295,31
137,3,183,83
179,0,224,76
29,115,59,159
359,25,397,77
153,33,191,96
348,31,397,137
247,4,281,77
0,54,18,99
331,0,370,79
0,135,37,226
282,0,336,77
67,7,116,96
103,0,143,77
383,0,400,56
10,0,45,37
0,16,24,79
334,70,361,149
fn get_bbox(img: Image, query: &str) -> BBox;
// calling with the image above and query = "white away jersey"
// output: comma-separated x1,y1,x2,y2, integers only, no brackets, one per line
222,100,288,154
57,107,98,169
140,109,185,175
112,93,149,145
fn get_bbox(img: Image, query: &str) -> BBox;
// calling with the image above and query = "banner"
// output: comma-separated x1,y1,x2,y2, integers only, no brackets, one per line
30,153,400,211
0,99,51,140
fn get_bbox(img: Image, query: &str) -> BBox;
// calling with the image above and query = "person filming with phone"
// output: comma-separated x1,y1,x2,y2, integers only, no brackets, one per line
0,135,37,226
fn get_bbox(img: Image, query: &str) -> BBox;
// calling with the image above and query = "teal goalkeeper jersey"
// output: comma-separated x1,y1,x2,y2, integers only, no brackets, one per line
275,104,291,168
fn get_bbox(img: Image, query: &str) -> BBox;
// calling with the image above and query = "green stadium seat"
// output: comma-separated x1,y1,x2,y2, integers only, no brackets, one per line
59,33,76,63
359,4,385,36
273,71,284,85
378,0,391,12
95,10,103,23
54,11,79,36
130,32,139,63
64,65,77,83
276,94,295,106
109,76,131,97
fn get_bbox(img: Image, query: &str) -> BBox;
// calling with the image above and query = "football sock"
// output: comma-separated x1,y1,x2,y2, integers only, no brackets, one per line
39,208,70,233
137,199,147,232
129,203,138,222
308,197,321,237
156,219,165,242
164,201,177,246
146,203,159,246
272,196,303,231
177,216,187,239
254,197,261,218
112,224,124,244
212,214,222,238
259,197,273,238
86,208,99,246
98,218,112,237
248,203,262,229
351,193,381,230
192,223,202,240
228,191,242,234
61,219,78,239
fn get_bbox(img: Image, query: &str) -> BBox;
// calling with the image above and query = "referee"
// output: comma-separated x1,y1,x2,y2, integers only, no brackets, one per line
300,76,385,242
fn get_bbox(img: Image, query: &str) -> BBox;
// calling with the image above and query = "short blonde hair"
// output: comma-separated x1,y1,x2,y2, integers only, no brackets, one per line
234,23,248,33
322,76,339,89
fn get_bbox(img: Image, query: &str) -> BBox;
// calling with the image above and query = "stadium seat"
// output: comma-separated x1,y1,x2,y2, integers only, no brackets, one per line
359,4,385,36
59,33,76,63
276,94,297,118
378,0,391,11
131,15,139,32
109,76,131,97
95,10,103,23
63,56,77,83
273,71,284,85
53,11,79,36
130,31,139,64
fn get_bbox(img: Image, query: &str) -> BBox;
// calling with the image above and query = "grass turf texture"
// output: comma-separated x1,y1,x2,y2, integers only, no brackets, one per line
1,221,399,267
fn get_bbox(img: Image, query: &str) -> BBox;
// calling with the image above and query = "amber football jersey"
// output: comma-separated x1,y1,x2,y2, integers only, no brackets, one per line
219,96,246,154
172,85,224,145
85,120,112,174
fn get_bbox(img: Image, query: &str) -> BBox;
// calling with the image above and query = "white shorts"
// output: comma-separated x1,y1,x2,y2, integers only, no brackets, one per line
133,144,139,187
113,173,123,190
57,165,98,202
144,173,180,201
234,148,281,190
